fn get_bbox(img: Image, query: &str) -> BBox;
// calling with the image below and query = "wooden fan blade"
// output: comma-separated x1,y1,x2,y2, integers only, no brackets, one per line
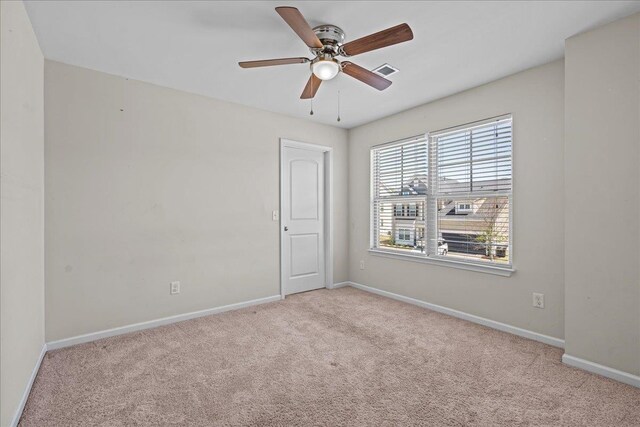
341,23,413,56
300,74,322,99
239,57,309,68
342,61,392,90
275,7,323,49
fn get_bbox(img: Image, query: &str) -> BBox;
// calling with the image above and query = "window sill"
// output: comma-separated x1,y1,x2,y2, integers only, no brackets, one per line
368,249,514,277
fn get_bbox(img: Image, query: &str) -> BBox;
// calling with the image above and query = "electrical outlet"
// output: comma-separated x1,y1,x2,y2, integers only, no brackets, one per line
170,281,181,295
533,293,544,309
272,210,279,221
360,260,365,270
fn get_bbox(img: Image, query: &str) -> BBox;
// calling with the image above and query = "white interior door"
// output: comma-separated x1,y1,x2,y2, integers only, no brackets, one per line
282,146,325,295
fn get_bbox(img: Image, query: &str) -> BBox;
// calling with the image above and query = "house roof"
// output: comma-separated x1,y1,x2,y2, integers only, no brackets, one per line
401,176,427,196
440,197,508,219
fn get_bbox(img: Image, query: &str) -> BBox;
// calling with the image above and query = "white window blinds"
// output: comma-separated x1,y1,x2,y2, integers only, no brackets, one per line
371,137,427,254
435,117,512,194
372,138,428,199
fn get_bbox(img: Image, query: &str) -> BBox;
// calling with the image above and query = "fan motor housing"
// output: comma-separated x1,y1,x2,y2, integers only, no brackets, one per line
313,25,345,49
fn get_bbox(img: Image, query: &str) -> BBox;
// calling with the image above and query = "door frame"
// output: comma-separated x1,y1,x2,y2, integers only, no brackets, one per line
280,138,334,299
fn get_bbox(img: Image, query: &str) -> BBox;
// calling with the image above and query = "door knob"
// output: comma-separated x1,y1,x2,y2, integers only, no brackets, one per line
284,226,288,231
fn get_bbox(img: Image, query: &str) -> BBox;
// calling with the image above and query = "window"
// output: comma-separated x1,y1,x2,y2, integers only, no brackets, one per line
371,137,427,254
371,115,512,271
397,228,412,242
456,202,472,213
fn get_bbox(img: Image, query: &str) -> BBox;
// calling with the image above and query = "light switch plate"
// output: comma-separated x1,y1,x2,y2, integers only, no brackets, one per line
170,281,181,295
272,210,279,221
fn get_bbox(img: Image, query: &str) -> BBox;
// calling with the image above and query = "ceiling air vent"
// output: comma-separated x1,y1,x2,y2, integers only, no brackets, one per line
372,63,399,77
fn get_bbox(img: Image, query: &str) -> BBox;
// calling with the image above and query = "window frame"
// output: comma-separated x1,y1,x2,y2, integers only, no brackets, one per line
369,114,514,277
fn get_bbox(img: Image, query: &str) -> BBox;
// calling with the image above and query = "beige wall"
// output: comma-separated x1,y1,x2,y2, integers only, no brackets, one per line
0,1,45,426
44,61,349,342
348,60,565,340
564,13,640,375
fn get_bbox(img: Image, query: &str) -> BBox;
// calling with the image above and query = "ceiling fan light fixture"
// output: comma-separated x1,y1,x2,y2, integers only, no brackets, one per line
240,7,413,99
312,59,340,81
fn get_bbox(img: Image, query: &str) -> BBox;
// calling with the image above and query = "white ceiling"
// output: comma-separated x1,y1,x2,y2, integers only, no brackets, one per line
24,1,640,129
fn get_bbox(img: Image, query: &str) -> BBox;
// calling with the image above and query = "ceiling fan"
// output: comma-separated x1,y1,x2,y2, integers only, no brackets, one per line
239,6,413,99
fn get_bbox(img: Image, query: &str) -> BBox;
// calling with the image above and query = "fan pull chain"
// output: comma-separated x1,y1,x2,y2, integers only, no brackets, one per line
337,90,341,122
309,76,315,115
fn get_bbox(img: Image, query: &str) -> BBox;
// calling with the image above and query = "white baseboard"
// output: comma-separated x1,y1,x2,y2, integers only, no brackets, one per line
332,281,350,289
11,343,47,427
345,281,565,348
562,354,640,388
47,295,282,351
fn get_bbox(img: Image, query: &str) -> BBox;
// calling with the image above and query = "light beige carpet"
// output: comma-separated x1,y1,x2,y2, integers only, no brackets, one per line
20,287,640,426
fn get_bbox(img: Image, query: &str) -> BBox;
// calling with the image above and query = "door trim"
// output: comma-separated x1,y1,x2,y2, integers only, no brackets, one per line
280,138,333,299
